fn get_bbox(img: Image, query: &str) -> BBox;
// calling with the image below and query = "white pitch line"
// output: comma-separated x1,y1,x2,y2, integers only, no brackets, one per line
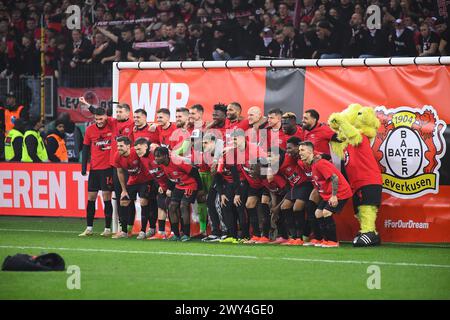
0,228,79,234
0,245,258,260
0,245,449,269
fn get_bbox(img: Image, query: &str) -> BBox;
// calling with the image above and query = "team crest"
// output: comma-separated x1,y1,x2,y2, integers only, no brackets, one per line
372,106,446,199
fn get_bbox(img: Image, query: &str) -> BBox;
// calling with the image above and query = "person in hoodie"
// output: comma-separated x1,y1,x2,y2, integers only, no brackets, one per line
46,119,68,162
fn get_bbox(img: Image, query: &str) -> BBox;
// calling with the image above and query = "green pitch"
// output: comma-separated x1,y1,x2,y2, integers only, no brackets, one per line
0,216,449,300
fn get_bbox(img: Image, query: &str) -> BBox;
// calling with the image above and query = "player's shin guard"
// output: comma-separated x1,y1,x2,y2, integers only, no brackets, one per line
259,203,271,238
306,200,322,240
359,205,378,234
197,202,208,234
247,207,261,237
104,200,112,229
127,202,136,233
86,200,95,227
323,216,337,242
140,205,150,233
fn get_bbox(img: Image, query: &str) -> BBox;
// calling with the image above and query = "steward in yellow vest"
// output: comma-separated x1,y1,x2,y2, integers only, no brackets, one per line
5,118,26,161
22,116,48,162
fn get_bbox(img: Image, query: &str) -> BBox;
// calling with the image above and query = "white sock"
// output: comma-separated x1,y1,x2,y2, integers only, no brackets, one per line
104,228,111,232
86,226,93,231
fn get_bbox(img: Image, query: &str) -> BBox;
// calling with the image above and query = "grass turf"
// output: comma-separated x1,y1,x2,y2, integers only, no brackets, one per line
0,216,449,300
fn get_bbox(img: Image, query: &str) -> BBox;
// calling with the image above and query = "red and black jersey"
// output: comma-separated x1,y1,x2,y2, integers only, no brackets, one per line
278,154,309,187
216,149,238,184
302,123,335,155
225,118,250,130
109,117,134,165
131,123,159,144
139,152,170,191
113,148,152,185
282,125,304,146
157,123,177,149
310,158,352,201
161,155,197,190
83,121,114,170
344,135,382,193
236,145,266,189
267,127,287,150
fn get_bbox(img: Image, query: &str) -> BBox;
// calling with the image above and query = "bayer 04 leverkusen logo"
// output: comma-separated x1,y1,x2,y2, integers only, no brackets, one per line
372,106,447,199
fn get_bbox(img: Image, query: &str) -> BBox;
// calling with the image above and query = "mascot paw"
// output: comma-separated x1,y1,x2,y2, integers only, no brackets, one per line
328,112,346,131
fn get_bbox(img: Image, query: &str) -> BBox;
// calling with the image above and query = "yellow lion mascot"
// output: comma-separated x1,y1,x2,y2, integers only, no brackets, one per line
328,104,382,247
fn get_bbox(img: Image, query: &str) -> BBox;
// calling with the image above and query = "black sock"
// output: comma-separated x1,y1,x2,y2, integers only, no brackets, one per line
323,216,337,242
158,219,166,233
306,201,322,240
128,203,136,226
278,211,288,239
293,210,306,238
281,208,296,239
260,203,270,238
149,202,158,229
182,223,191,237
87,200,95,227
104,200,112,229
319,218,327,240
140,205,149,233
119,205,129,232
247,207,260,237
171,222,180,237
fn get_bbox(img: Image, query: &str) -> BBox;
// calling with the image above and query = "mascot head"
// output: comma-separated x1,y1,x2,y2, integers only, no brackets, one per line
353,106,380,139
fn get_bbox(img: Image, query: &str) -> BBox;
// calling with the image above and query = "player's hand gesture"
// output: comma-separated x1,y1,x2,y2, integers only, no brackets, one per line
328,195,338,207
234,195,242,207
158,187,164,194
220,194,229,207
79,96,88,105
121,191,130,201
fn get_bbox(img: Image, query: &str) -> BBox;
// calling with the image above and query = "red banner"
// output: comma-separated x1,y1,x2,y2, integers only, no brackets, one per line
0,163,104,218
304,65,450,243
118,68,267,121
57,87,112,123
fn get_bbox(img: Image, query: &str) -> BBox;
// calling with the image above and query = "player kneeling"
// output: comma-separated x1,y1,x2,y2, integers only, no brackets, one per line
154,146,202,242
113,136,156,239
298,141,352,247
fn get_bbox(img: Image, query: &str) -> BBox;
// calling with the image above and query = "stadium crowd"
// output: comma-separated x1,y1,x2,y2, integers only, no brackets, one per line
73,99,382,248
0,0,448,87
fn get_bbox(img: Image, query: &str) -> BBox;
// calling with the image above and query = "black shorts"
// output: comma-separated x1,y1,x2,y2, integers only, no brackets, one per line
240,180,263,198
317,198,349,214
112,168,129,198
88,168,113,192
126,182,152,200
285,182,313,202
171,187,198,204
353,185,382,212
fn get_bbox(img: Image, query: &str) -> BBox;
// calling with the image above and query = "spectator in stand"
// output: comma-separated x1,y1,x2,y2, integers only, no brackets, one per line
312,20,343,59
87,32,116,86
283,23,307,58
297,0,316,25
265,0,277,16
186,24,211,61
136,0,157,18
417,23,439,56
211,25,233,60
389,18,417,56
342,13,365,58
278,2,293,24
267,29,287,58
67,29,93,87
435,18,449,55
